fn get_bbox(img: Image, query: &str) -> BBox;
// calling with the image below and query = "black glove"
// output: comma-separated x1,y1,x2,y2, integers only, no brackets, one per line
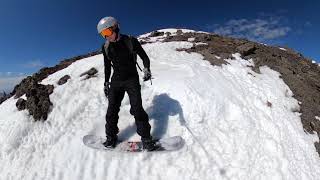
143,68,152,81
104,82,110,97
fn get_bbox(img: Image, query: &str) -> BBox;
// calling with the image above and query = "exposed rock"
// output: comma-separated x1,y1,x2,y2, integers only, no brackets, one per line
14,76,38,98
24,83,54,121
163,30,320,156
0,98,4,105
16,98,26,110
47,85,54,95
0,92,11,104
14,81,54,120
149,31,165,37
301,65,310,73
315,142,320,155
236,43,257,56
80,68,98,80
0,50,101,105
244,47,320,141
176,29,183,35
58,75,71,85
219,53,233,60
139,40,148,45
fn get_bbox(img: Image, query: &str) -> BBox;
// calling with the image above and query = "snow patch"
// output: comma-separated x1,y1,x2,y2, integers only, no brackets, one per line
139,28,209,38
259,42,268,46
187,37,195,42
194,42,207,46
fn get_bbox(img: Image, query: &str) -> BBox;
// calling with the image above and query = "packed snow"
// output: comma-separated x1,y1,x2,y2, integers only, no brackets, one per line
1,29,320,180
139,28,208,39
187,37,195,42
194,42,208,46
279,47,287,51
259,42,268,46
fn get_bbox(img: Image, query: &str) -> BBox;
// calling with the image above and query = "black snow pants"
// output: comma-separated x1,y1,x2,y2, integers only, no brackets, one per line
105,77,151,139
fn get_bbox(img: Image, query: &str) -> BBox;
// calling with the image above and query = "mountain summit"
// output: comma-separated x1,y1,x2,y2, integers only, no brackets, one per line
1,28,320,180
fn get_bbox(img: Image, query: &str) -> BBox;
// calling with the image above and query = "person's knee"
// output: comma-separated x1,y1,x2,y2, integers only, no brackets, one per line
107,104,120,113
131,109,148,120
106,108,120,120
130,107,143,116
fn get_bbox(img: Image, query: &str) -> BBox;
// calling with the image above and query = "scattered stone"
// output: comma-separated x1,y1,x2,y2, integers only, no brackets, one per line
140,40,148,45
315,142,320,155
16,98,26,111
219,53,233,60
176,29,183,35
162,30,320,156
13,76,38,98
149,31,164,37
47,85,54,95
0,92,11,104
301,65,310,73
80,68,98,79
236,43,257,56
310,121,316,131
24,83,53,121
0,50,101,105
58,75,71,85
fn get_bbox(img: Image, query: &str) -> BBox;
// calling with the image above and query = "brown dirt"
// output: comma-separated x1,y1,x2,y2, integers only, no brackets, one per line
159,30,320,156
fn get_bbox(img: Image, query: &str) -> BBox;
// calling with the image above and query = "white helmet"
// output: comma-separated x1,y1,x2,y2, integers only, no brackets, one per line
97,16,119,34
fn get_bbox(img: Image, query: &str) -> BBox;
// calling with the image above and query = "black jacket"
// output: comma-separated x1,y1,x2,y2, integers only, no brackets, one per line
102,34,150,82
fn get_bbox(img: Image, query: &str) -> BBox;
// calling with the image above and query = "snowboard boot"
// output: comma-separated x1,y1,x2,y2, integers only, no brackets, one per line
142,137,158,151
103,135,118,148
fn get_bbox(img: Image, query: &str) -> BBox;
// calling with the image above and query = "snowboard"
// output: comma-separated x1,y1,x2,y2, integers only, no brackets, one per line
83,134,184,152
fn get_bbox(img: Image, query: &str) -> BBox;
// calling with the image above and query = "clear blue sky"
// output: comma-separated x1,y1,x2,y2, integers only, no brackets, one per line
0,0,319,91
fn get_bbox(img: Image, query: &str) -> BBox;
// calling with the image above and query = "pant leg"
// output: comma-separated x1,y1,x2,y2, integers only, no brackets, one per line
105,82,125,138
125,78,151,138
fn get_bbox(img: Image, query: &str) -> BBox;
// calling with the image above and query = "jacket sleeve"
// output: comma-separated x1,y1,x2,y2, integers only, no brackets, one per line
102,45,112,84
132,37,150,69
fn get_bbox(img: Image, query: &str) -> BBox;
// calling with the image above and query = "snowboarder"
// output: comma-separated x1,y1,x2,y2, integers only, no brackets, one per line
97,16,156,151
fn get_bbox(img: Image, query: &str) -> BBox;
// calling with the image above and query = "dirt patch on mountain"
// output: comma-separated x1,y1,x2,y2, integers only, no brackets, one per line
161,29,320,156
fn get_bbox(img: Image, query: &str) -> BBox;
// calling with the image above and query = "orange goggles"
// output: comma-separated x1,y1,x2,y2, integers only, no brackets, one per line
100,28,113,37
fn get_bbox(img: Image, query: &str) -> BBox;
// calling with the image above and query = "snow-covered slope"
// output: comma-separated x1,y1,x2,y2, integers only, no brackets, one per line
1,29,320,180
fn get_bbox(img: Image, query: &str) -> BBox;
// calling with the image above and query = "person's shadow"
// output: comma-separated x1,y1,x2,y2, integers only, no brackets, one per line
118,93,186,140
